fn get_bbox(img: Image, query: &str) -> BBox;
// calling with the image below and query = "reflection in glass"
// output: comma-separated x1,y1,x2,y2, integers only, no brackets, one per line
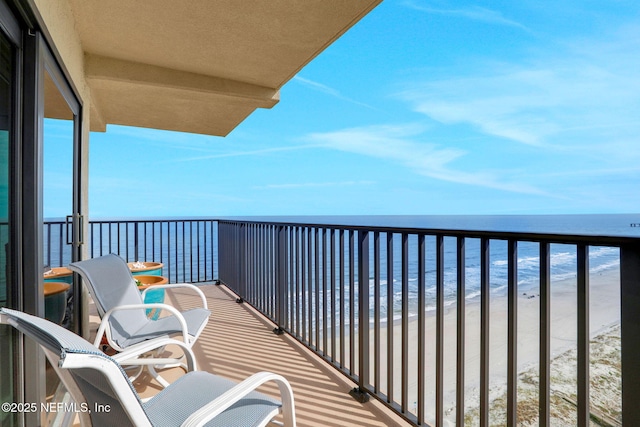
43,67,77,411
0,30,15,427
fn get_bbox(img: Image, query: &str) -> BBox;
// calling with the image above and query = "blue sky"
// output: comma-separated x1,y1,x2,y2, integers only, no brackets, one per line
45,0,640,218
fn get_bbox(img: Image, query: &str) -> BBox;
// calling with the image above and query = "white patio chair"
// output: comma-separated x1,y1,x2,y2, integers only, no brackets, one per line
0,308,296,427
69,254,210,387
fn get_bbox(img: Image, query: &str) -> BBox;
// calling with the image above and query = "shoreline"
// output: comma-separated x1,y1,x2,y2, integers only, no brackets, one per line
366,266,621,423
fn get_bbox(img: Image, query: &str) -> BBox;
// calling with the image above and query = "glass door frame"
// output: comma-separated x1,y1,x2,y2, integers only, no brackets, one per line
22,29,83,426
0,2,23,426
4,3,84,423
41,35,84,334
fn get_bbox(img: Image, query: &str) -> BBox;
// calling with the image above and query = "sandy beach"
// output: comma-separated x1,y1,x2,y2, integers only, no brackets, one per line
364,267,621,425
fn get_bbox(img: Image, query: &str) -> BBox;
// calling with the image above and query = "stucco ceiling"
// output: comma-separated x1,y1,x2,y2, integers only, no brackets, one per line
65,0,382,136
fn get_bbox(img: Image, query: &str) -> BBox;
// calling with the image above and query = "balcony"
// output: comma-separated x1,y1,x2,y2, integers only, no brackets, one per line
87,282,411,426
45,218,640,426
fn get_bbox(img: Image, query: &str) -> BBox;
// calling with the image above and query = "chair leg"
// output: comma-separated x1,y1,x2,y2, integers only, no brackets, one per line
147,364,171,388
125,365,145,383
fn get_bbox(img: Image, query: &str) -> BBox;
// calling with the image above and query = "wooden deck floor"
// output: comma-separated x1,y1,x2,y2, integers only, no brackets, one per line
90,283,412,427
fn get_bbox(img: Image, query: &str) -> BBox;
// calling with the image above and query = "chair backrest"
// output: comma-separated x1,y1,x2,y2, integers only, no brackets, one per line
69,254,149,346
0,308,150,427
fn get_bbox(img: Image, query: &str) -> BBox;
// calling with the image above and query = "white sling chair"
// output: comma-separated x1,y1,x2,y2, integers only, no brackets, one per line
69,254,210,387
0,308,296,427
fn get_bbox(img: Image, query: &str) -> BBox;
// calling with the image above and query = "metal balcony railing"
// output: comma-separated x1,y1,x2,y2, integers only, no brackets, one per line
43,217,640,426
44,218,218,284
217,219,640,427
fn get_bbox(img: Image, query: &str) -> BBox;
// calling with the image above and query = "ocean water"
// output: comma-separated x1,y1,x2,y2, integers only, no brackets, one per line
45,214,639,321
227,214,639,321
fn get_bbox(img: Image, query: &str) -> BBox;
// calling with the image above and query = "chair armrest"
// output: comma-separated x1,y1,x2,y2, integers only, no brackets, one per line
141,283,208,310
94,303,190,348
181,372,296,427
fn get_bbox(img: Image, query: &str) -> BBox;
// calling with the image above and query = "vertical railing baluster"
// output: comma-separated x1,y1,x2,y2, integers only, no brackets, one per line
374,231,381,393
133,221,137,260
577,244,589,426
216,220,219,281
507,239,518,426
181,221,186,283
331,229,336,363
353,230,370,401
249,225,254,307
401,232,409,413
99,223,104,256
269,225,274,316
621,243,640,426
322,228,328,356
158,222,164,277
107,222,113,261
480,237,490,427
539,242,551,427
167,222,172,282
301,228,307,344
288,226,294,331
263,225,268,313
173,221,178,283
308,227,313,347
387,232,394,404
45,223,52,267
57,223,63,265
295,227,304,338
258,225,263,311
143,222,147,261
261,225,265,313
315,227,320,351
417,234,426,424
264,225,268,312
456,237,466,426
240,223,246,300
436,234,444,426
340,229,345,368
196,221,201,281
275,225,286,333
349,229,355,373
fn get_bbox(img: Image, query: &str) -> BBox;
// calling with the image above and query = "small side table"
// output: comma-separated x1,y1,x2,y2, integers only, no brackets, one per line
44,281,70,324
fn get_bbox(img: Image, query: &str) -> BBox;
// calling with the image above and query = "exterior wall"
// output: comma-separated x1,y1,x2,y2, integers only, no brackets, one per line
33,0,88,101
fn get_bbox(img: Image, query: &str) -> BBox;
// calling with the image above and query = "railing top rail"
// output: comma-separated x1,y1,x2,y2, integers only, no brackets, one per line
43,217,640,246
217,218,640,247
87,218,216,224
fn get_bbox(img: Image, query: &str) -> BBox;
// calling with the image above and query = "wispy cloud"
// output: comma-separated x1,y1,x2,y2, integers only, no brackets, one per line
398,28,640,154
404,1,530,31
306,124,548,195
164,144,322,163
254,180,376,190
293,76,378,110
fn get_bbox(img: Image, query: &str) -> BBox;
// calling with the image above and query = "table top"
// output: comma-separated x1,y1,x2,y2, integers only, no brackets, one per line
127,261,164,273
44,281,70,296
135,274,168,290
43,266,72,279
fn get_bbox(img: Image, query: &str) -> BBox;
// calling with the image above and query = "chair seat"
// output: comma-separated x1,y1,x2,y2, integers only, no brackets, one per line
1,307,295,427
143,371,282,427
117,308,210,348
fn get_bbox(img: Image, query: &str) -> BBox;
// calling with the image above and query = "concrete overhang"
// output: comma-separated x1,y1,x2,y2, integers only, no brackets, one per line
64,0,382,136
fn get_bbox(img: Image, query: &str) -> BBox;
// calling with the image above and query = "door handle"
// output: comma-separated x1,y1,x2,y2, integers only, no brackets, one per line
77,214,84,245
66,214,84,246
66,215,73,245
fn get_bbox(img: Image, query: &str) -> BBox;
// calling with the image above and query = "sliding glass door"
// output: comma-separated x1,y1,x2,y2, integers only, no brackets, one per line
0,2,84,424
0,3,19,425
